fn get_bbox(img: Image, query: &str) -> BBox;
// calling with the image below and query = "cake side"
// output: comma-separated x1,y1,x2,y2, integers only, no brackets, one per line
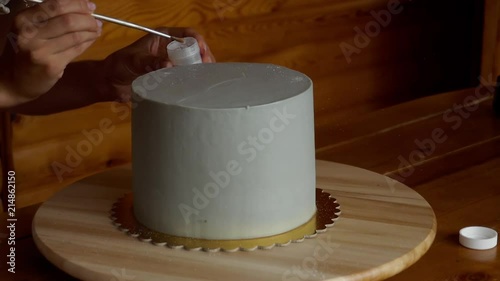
132,63,316,240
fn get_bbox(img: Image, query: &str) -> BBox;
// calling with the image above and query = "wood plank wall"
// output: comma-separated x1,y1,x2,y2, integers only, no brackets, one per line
482,0,500,80
3,0,484,208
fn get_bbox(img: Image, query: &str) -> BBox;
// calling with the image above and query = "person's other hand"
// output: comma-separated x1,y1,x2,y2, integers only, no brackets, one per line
5,0,101,103
101,27,215,102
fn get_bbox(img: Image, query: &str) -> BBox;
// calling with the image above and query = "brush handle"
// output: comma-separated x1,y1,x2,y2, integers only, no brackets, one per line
90,14,177,41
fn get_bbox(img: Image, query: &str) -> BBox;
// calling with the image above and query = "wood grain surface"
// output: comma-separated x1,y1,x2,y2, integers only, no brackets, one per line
32,161,436,281
5,0,484,209
0,87,499,280
482,0,500,79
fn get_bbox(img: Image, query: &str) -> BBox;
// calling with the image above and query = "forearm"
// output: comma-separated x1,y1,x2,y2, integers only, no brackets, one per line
8,60,116,115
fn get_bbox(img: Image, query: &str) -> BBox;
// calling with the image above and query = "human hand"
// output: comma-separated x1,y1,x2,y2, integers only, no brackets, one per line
100,27,215,102
3,0,101,104
163,27,216,66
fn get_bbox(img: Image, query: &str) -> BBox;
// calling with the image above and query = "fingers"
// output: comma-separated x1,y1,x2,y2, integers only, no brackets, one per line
19,0,95,23
10,0,101,94
43,30,100,54
191,34,215,63
55,38,96,72
141,26,218,67
15,0,99,42
14,0,101,49
25,35,98,79
167,27,216,63
104,26,214,92
200,42,215,63
36,14,101,39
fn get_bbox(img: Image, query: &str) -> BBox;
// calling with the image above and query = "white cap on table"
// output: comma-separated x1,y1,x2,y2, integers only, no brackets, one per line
459,226,498,250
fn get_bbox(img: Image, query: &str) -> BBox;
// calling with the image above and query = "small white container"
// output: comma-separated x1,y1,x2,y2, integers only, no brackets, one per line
166,37,202,66
459,226,498,250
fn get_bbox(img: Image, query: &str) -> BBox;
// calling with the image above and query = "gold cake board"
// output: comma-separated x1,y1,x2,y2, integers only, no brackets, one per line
32,160,436,281
111,189,340,252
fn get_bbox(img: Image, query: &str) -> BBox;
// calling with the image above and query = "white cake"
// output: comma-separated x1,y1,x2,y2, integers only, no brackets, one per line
131,63,316,240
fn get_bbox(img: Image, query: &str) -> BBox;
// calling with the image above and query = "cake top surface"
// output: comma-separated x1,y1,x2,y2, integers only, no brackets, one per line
132,63,312,109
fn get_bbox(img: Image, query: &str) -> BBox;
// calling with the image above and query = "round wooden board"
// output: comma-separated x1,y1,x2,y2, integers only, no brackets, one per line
33,160,436,281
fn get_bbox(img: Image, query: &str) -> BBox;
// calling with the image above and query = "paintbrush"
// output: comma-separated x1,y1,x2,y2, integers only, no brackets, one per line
26,0,184,43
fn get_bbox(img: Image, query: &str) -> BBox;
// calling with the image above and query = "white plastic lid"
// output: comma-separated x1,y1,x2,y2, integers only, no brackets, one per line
459,226,498,250
166,37,202,66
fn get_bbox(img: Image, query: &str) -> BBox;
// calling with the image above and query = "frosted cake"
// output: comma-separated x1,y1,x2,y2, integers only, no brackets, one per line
131,63,316,241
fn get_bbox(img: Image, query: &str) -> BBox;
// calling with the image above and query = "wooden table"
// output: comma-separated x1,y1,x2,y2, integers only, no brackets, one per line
30,161,435,281
1,88,499,280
